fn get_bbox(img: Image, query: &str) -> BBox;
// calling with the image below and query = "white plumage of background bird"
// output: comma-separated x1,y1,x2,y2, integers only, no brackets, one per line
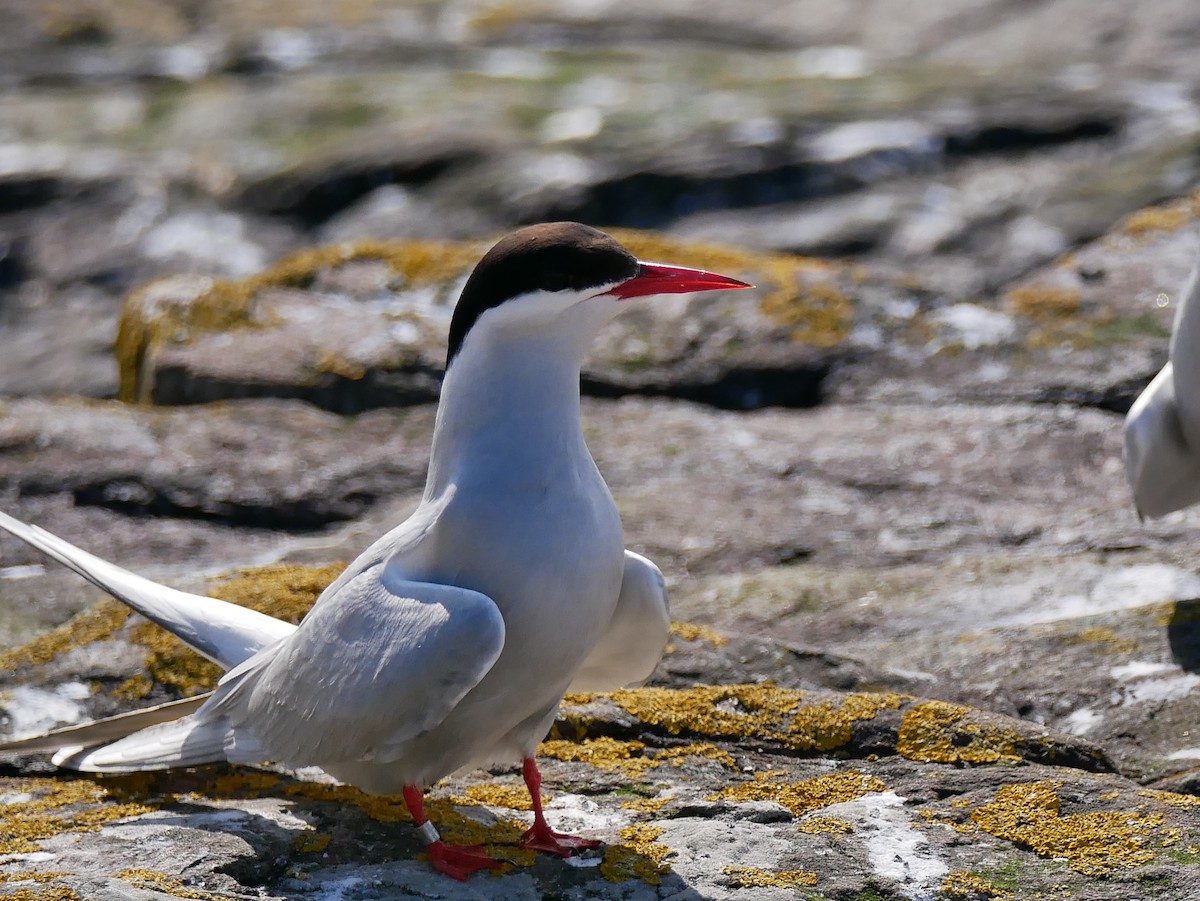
0,222,751,880
1124,244,1200,519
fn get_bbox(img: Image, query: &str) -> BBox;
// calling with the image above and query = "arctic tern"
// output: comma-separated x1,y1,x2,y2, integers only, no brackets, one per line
0,222,751,880
1124,246,1200,518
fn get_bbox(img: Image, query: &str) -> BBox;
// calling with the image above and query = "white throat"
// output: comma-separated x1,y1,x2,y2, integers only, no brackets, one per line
425,294,617,496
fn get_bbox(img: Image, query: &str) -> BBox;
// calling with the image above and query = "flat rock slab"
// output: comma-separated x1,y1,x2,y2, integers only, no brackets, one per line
113,195,1200,418
0,684,1195,900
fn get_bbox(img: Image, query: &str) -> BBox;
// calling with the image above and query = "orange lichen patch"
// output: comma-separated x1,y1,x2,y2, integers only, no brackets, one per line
723,866,818,889
969,781,1162,876
450,783,539,811
897,701,1022,764
669,621,729,647
600,824,674,884
0,600,130,673
566,685,906,754
292,830,332,854
1006,285,1081,322
940,871,1012,899
113,869,226,900
1139,789,1200,809
0,777,157,855
710,770,884,816
797,815,854,835
127,563,344,697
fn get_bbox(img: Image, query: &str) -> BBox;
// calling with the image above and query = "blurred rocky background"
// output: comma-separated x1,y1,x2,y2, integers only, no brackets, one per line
2,1,1200,898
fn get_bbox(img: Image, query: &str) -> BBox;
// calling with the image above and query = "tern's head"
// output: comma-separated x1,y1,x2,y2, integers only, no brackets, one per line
446,222,751,368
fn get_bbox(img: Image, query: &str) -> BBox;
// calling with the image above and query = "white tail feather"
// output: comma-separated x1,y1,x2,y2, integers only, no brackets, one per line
0,509,296,669
54,715,235,771
0,694,210,756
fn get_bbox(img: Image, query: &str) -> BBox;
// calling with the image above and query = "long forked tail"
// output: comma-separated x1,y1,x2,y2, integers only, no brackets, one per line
0,694,209,757
0,509,297,670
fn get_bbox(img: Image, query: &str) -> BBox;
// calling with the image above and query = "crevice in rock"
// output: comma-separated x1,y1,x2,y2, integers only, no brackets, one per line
582,363,831,411
71,480,379,531
147,362,830,413
149,366,445,414
1029,377,1152,415
0,176,63,214
236,154,487,228
538,164,871,231
944,119,1118,156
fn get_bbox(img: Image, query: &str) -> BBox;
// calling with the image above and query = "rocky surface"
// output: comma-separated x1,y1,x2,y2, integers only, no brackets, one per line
3,1,1200,898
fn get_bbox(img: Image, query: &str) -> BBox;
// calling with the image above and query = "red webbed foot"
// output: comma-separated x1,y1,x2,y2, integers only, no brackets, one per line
519,822,604,857
425,839,503,881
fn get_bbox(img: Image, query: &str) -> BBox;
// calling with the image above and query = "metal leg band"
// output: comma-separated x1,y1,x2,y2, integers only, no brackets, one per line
415,820,440,845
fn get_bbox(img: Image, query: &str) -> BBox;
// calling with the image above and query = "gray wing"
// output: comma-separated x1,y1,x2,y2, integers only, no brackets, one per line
568,550,669,692
212,561,505,766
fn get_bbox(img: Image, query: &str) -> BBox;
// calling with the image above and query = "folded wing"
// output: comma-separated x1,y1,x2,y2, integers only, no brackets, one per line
568,550,669,692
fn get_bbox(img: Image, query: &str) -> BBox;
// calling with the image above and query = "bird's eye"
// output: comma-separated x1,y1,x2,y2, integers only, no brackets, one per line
541,271,572,292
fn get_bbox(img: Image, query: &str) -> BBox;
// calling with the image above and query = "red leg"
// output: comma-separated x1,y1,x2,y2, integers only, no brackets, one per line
518,757,603,856
402,784,501,881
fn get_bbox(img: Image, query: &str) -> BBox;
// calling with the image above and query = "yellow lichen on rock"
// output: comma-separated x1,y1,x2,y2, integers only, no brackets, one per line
0,886,86,901
0,777,157,855
710,770,884,816
0,600,130,673
1067,627,1138,655
600,824,674,884
969,781,1162,876
621,795,673,813
1138,789,1200,809
538,737,646,771
1119,190,1200,238
1006,285,1081,322
567,685,905,754
784,691,906,752
897,700,1022,764
127,563,344,697
116,240,481,403
611,229,855,348
292,830,332,854
651,742,739,771
113,868,226,900
940,871,1012,899
722,866,818,889
668,621,729,647
450,783,541,811
797,815,854,835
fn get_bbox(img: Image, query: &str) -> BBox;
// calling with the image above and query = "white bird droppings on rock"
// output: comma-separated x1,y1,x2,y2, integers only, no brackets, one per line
822,792,948,901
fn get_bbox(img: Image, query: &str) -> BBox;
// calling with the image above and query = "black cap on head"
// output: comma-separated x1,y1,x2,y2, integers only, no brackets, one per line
446,222,639,366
